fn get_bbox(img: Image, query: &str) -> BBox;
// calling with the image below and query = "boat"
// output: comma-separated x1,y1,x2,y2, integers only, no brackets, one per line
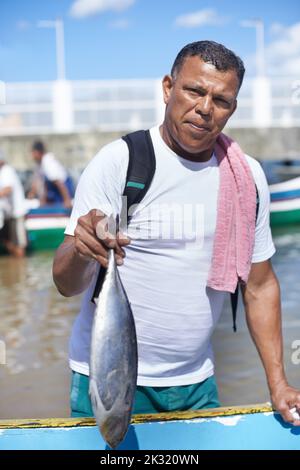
0,404,299,450
269,177,300,226
25,203,70,251
23,177,300,244
0,202,70,254
1,174,299,255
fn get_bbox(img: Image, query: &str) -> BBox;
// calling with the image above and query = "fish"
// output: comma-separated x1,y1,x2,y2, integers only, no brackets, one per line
89,248,138,449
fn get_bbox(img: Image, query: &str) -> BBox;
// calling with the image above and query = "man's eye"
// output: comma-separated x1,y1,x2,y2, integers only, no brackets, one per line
187,88,200,95
215,97,229,105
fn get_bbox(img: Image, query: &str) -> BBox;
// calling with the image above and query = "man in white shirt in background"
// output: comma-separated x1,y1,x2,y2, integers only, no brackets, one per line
0,151,27,257
28,141,74,209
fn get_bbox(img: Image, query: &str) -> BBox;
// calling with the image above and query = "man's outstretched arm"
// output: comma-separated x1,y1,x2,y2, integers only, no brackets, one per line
53,209,130,297
241,259,300,426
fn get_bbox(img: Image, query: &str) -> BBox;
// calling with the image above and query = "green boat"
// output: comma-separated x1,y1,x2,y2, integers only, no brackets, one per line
1,177,299,256
24,177,300,248
25,205,69,251
0,204,69,254
270,177,300,226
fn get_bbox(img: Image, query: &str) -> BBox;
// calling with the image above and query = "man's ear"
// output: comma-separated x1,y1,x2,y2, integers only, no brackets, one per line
162,75,173,105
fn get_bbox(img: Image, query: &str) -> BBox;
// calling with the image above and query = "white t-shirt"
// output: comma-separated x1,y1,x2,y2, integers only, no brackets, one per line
40,153,67,182
65,126,276,387
0,163,26,218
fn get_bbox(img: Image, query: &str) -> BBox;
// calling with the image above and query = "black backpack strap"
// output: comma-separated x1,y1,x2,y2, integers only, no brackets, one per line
255,183,260,222
91,129,156,303
230,184,260,332
92,263,107,303
121,129,156,227
231,287,239,333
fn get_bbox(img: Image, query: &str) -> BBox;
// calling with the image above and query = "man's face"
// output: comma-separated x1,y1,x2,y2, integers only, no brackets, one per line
162,56,240,157
32,150,43,164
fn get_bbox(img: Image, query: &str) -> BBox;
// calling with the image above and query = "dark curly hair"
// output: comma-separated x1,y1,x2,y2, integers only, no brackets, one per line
171,40,245,89
32,140,46,153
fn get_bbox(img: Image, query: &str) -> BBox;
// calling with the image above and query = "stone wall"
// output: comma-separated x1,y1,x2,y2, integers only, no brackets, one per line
226,127,300,161
0,127,299,171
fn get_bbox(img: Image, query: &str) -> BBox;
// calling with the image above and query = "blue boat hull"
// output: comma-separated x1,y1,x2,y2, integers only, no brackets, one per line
1,406,299,450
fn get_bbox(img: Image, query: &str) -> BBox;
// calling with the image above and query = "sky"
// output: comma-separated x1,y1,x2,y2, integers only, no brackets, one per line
0,0,300,82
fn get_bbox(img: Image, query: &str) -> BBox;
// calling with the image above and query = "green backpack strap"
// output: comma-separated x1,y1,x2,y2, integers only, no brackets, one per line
92,129,156,302
230,184,260,332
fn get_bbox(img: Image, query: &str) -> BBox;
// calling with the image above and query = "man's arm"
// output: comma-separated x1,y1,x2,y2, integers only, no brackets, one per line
53,234,97,297
52,180,73,208
53,209,130,297
27,175,44,200
241,259,300,426
0,186,12,198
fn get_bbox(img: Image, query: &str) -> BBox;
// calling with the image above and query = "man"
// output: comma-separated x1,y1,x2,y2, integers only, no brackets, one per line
53,41,300,424
28,141,74,208
0,152,27,257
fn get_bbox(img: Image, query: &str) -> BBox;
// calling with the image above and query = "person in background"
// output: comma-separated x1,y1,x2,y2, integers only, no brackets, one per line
0,152,27,257
28,141,74,209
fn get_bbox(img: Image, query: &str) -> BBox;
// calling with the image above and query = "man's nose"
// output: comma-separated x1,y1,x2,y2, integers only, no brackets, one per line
195,96,212,117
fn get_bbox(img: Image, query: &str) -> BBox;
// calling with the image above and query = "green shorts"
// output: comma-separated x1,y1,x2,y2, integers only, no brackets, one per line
70,371,220,417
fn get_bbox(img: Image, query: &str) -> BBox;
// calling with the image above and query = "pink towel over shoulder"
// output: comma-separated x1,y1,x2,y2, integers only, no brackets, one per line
207,133,257,293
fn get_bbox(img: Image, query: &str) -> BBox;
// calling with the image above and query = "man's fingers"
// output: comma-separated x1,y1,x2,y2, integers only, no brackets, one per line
90,208,107,222
90,209,116,247
94,218,117,248
279,406,295,425
277,402,300,426
289,407,300,426
75,225,127,266
76,210,129,266
75,239,109,268
74,222,113,268
117,231,131,246
94,220,130,253
75,225,109,256
115,253,124,266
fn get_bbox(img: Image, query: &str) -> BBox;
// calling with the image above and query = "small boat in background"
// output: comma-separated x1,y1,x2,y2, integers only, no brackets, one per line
0,201,69,254
25,204,71,251
25,202,70,251
2,175,299,255
0,404,299,450
275,166,300,178
269,177,300,226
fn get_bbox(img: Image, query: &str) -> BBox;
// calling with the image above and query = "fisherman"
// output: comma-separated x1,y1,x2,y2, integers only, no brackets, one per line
0,151,27,257
53,41,300,424
28,141,74,208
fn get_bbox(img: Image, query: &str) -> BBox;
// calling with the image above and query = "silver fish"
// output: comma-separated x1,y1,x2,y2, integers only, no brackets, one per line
89,249,138,449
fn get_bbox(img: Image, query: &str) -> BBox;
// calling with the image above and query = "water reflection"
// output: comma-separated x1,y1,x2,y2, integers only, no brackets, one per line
0,255,78,377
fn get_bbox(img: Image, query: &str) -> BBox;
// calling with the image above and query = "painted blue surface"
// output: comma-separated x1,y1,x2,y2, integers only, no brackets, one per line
28,204,71,216
271,189,300,201
261,161,300,185
1,413,300,450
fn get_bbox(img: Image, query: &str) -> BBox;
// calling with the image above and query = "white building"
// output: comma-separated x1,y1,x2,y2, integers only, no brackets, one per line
0,77,299,136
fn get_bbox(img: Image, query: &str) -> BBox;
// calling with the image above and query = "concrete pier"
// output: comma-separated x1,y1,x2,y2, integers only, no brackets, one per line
0,127,299,171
